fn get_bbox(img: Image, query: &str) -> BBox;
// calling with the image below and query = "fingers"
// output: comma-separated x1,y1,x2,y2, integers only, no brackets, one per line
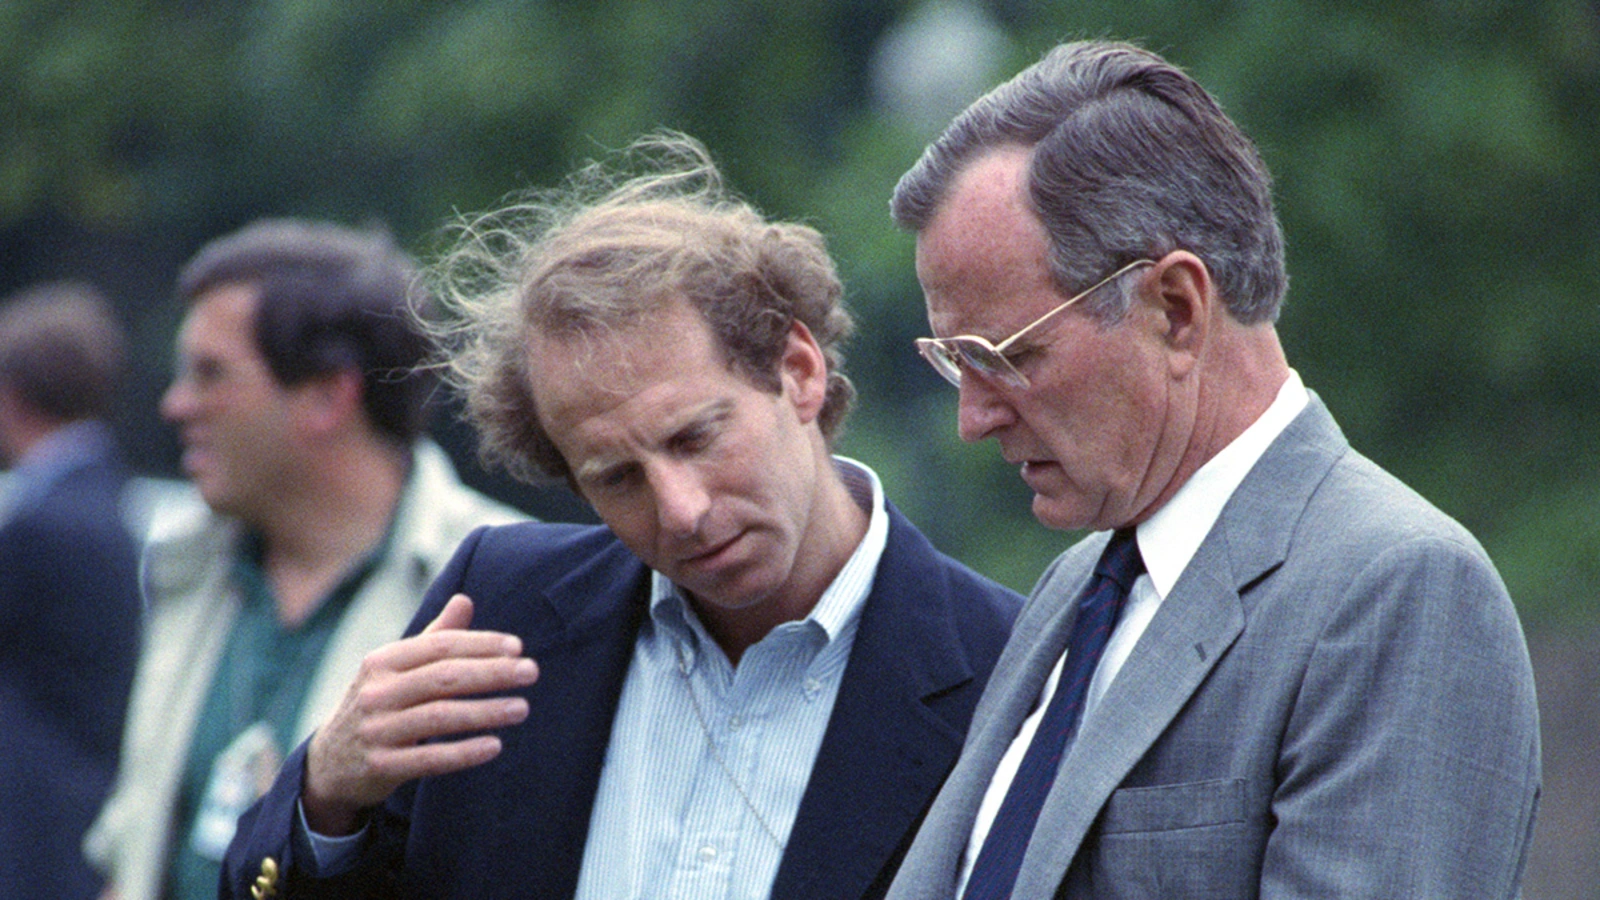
352,732,509,792
358,695,530,752
301,593,540,830
376,595,526,674
376,655,538,710
423,593,475,633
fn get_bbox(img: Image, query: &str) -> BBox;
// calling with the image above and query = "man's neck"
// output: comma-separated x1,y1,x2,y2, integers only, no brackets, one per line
1135,324,1290,526
254,441,410,627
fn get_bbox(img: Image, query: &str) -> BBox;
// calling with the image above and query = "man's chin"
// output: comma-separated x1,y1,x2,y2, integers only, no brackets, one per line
193,481,240,517
1030,494,1094,532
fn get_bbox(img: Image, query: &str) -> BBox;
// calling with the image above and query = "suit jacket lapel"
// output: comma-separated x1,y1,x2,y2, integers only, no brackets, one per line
772,504,981,900
1010,397,1350,896
1011,551,1247,897
469,530,652,899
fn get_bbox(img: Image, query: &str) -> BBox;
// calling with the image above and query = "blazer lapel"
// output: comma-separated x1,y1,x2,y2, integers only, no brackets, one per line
1011,556,1247,897
772,505,981,900
881,540,1099,900
460,529,652,899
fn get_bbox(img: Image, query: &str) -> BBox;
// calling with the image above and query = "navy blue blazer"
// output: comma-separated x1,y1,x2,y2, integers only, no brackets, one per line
224,503,1020,900
0,429,141,900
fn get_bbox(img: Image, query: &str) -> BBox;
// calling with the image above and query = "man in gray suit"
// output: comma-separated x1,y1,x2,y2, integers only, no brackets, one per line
884,40,1540,899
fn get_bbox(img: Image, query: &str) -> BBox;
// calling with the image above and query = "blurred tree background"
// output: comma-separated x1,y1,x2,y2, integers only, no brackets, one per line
3,0,1597,894
8,0,1595,624
4,0,1598,599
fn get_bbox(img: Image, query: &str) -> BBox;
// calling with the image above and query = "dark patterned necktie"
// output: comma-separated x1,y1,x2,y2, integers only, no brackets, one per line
962,528,1145,900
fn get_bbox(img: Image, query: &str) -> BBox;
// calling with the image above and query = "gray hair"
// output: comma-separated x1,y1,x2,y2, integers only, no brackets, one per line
423,132,855,485
892,40,1287,324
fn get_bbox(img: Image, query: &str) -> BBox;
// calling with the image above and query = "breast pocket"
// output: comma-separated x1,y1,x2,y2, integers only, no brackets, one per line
1088,778,1256,900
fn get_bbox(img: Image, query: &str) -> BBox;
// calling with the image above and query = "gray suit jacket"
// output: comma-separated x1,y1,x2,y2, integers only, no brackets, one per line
887,397,1540,899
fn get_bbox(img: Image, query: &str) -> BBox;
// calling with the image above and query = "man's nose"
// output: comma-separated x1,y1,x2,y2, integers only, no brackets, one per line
956,374,1016,443
651,462,711,539
159,378,194,424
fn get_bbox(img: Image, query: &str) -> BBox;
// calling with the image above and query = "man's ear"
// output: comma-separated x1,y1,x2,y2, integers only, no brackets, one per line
778,319,829,424
1143,251,1213,379
292,368,365,436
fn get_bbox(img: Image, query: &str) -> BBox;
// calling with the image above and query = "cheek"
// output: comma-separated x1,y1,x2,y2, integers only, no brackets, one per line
587,495,655,548
1027,366,1156,460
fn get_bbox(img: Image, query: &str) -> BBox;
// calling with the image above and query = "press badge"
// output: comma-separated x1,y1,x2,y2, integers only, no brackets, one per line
190,722,282,861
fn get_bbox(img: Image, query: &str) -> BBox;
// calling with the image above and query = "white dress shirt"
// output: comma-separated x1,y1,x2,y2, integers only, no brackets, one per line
957,371,1309,894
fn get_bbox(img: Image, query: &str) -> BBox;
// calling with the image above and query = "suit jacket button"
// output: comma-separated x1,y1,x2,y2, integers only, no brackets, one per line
251,857,279,899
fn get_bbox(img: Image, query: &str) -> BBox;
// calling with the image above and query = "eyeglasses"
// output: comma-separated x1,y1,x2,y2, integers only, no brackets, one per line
915,258,1155,389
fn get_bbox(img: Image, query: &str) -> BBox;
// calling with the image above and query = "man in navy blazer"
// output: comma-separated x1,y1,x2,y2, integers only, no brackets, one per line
0,283,141,900
883,40,1539,898
223,133,1021,900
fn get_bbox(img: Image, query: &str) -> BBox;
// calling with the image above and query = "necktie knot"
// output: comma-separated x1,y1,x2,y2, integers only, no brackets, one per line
1094,527,1145,592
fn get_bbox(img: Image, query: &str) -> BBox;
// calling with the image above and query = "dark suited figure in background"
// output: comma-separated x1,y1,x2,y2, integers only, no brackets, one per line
882,40,1539,899
222,133,1022,900
0,283,142,900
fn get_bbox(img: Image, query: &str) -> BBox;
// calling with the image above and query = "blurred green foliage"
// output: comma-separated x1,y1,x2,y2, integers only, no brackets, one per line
2,0,1596,625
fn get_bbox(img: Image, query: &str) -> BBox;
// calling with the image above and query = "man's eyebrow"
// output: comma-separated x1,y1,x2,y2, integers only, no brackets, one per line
572,455,624,484
684,398,735,427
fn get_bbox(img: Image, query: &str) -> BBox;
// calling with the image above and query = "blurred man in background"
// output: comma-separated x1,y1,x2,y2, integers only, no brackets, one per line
221,134,1021,900
85,220,522,900
0,282,142,900
884,39,1539,899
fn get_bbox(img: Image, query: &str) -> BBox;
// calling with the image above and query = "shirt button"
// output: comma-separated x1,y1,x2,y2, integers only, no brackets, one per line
803,678,822,699
698,844,718,863
728,715,744,730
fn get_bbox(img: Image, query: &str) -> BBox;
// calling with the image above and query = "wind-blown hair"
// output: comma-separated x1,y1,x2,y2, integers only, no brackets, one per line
892,40,1287,324
425,132,855,484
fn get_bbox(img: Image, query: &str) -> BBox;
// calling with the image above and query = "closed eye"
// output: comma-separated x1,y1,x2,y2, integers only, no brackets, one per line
999,343,1041,369
585,461,641,493
667,409,729,457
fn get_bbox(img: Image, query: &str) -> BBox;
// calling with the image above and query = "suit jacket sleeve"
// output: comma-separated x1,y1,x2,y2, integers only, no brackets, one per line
219,527,495,900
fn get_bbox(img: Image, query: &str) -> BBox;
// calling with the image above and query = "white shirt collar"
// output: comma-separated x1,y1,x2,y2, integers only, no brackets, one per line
1136,370,1309,598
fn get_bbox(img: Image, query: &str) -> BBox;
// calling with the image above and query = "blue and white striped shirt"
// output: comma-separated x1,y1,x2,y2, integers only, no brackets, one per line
575,457,889,900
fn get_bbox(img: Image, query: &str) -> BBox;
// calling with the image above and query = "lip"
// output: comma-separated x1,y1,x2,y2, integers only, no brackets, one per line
679,532,743,571
1012,455,1058,472
1019,459,1061,489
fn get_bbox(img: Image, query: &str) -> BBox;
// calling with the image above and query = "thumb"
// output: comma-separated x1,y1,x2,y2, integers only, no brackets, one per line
423,593,475,633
